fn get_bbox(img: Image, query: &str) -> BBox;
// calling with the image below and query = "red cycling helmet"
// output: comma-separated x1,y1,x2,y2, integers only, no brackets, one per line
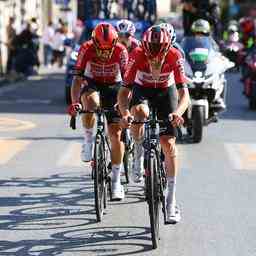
239,17,255,34
142,25,171,59
92,22,118,49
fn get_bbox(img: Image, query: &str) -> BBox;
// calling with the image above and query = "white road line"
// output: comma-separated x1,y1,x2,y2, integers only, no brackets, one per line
225,143,242,170
225,143,256,171
0,139,31,165
57,142,88,168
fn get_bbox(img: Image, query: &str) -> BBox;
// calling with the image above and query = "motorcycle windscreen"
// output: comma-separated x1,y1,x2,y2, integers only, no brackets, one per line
189,48,209,63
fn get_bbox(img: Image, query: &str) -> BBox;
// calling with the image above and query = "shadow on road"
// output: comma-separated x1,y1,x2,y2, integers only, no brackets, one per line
0,172,152,255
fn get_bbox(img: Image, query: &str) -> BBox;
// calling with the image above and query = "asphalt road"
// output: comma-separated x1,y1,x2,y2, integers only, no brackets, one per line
0,68,255,256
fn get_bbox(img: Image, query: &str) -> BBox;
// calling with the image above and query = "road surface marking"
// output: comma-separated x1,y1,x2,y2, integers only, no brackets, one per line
0,117,36,132
0,139,31,165
225,143,256,171
57,142,86,168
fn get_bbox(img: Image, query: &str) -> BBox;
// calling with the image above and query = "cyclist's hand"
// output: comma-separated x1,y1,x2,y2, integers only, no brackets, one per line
121,113,134,128
169,112,184,127
67,103,82,117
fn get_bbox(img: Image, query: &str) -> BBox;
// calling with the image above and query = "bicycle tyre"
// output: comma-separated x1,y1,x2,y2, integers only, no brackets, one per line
146,149,160,249
93,134,105,222
123,145,134,184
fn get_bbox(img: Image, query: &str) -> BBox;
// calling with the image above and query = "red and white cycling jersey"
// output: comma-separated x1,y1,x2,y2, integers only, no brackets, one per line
127,37,140,53
75,40,128,84
124,46,187,88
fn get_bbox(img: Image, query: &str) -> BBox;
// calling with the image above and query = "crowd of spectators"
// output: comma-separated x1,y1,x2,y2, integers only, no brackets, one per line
5,17,69,77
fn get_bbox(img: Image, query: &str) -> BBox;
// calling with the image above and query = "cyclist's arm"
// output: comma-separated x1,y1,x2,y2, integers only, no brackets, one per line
176,85,190,116
173,53,190,116
119,47,129,78
71,44,88,103
71,74,86,104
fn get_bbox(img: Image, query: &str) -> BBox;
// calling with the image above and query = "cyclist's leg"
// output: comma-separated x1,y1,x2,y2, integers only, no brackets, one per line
101,85,125,199
130,86,150,182
157,86,181,223
80,80,100,162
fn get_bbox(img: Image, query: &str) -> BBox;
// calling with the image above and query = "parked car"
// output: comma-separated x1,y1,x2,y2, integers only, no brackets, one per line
64,19,150,105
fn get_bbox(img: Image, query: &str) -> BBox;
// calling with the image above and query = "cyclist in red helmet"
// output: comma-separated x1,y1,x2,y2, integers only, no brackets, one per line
118,25,190,224
68,22,129,200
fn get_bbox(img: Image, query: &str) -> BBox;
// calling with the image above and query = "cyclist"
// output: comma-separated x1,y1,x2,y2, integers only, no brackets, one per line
118,25,190,224
159,22,185,58
68,22,129,200
116,19,140,53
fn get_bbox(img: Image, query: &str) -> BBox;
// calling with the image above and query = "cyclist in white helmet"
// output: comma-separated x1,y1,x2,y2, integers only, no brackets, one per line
159,22,185,58
116,19,140,53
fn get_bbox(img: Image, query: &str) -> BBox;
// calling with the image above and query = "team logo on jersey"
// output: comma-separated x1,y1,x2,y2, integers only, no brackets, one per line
176,58,185,75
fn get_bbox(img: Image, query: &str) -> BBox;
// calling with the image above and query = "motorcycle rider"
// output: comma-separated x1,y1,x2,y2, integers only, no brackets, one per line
118,25,190,223
239,17,256,83
116,19,140,53
183,19,226,110
68,23,129,200
239,17,255,50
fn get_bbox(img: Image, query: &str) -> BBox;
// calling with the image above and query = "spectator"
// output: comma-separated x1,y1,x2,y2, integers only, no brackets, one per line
182,0,221,40
42,21,54,66
15,22,38,75
51,28,66,68
6,17,16,74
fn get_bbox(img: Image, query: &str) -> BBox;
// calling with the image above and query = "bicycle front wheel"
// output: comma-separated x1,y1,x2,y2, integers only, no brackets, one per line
146,149,160,249
93,134,106,222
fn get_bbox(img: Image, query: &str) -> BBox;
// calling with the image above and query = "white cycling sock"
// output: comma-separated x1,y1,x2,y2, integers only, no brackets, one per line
166,176,177,209
83,128,94,144
112,164,122,184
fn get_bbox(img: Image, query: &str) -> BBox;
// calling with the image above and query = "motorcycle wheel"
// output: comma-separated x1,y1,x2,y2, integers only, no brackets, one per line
192,106,204,143
249,97,256,110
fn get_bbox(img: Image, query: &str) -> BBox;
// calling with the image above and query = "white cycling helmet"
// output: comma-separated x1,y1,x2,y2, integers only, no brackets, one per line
116,19,136,37
159,23,176,44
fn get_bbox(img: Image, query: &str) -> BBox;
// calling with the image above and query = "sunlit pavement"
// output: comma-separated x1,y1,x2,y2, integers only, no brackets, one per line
0,69,255,255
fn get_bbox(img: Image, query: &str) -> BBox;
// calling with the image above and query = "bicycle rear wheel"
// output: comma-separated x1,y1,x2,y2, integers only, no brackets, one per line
93,134,106,222
146,149,160,249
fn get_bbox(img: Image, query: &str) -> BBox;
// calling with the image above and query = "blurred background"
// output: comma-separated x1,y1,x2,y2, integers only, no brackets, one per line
0,0,256,78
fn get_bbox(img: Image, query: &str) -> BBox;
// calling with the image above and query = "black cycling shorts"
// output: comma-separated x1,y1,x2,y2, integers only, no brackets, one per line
130,84,178,137
81,78,121,124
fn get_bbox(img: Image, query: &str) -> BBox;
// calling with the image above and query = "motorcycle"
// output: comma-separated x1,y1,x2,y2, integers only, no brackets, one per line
182,36,234,143
220,31,244,70
243,48,256,109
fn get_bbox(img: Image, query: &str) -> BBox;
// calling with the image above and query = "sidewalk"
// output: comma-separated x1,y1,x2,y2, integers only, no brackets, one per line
0,66,65,88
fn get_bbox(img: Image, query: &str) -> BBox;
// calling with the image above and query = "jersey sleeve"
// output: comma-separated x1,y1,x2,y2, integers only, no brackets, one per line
74,43,89,75
123,49,138,88
173,51,187,85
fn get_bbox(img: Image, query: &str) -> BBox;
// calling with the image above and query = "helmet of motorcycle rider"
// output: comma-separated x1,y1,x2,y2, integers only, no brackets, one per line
191,19,211,36
159,23,176,44
116,19,136,37
92,22,118,59
142,25,171,59
239,17,255,34
228,24,238,33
